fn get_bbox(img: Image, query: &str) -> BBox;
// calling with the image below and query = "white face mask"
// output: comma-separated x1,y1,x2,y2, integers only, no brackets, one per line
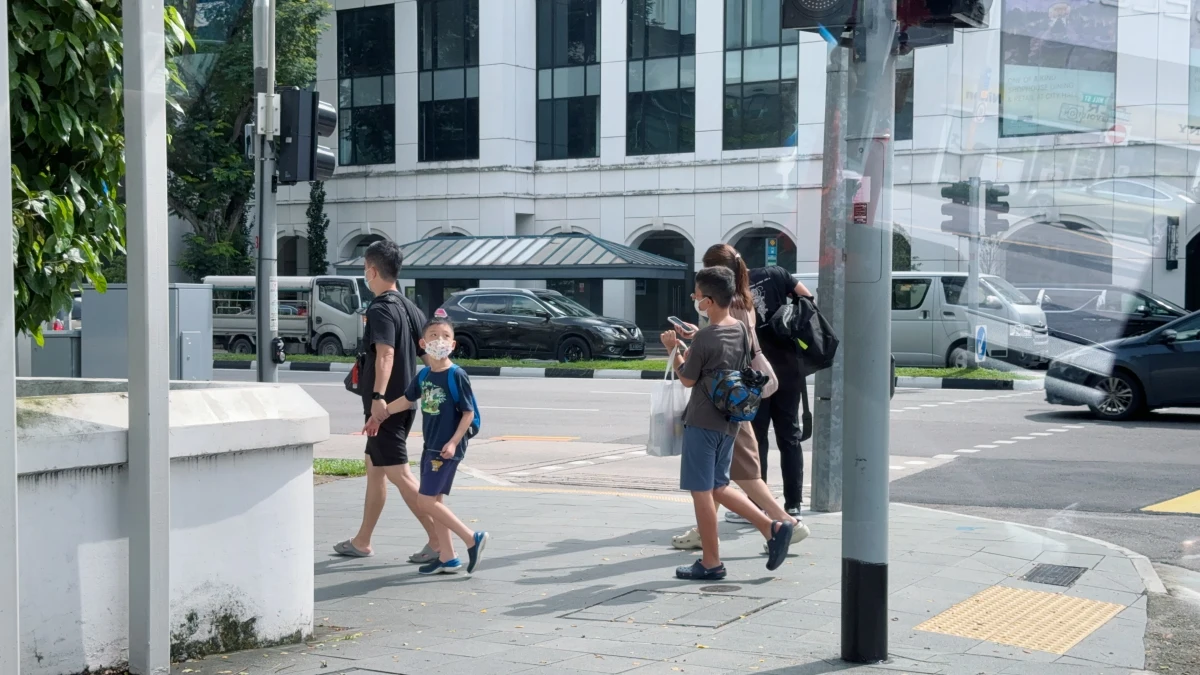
425,338,454,360
694,298,707,318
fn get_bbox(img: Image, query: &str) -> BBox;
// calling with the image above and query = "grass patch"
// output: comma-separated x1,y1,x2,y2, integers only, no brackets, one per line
313,458,366,477
896,367,1036,381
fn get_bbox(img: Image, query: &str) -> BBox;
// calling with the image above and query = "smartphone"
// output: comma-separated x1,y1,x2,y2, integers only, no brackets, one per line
667,316,689,331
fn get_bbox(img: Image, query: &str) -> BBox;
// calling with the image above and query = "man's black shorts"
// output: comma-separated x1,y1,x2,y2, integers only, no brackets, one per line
364,410,415,467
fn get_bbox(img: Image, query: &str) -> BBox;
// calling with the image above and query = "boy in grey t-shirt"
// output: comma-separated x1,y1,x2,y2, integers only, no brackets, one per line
660,266,794,581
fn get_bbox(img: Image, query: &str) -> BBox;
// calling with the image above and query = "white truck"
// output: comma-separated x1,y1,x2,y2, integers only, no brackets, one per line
203,275,372,356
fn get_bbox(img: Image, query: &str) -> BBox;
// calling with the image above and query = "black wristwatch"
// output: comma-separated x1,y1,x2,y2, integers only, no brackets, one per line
371,392,384,401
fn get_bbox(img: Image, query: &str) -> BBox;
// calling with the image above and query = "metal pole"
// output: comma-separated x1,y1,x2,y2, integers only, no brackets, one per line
124,0,171,668
812,45,850,514
840,0,896,664
0,0,20,666
967,177,982,366
254,0,279,383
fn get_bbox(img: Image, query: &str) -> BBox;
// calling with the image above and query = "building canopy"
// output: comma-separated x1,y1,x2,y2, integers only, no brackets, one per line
335,234,688,280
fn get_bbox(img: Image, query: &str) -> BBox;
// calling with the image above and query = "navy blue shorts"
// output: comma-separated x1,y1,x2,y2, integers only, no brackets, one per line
419,450,460,496
679,426,734,492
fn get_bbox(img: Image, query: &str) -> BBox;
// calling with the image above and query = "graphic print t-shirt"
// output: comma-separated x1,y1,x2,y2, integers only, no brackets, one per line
748,266,802,374
403,366,475,460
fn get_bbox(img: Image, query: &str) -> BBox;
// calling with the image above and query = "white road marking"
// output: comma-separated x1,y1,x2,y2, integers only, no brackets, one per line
628,450,648,456
1030,432,1054,437
1064,425,1087,429
506,472,530,476
599,455,624,460
955,449,980,453
975,445,999,449
890,466,906,470
921,404,939,408
905,460,928,465
537,466,563,472
934,454,959,459
1012,436,1036,440
568,461,594,466
905,407,922,411
993,440,1018,445
1046,428,1069,433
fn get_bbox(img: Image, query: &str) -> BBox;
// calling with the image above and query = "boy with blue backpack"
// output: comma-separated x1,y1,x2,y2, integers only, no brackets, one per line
660,267,793,581
370,316,489,575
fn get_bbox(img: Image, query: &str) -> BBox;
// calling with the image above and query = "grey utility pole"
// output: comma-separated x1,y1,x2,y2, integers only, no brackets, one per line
966,177,982,365
840,0,896,664
254,0,280,383
0,0,18,667
812,45,850,514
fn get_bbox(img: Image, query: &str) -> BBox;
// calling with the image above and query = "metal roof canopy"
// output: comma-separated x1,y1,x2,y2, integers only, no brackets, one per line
335,234,688,280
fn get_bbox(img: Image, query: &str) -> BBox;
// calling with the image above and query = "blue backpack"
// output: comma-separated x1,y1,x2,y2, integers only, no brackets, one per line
417,364,481,439
706,324,769,423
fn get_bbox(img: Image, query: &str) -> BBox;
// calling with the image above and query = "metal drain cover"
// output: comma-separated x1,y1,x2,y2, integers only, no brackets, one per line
562,589,779,628
699,585,742,593
1022,563,1088,587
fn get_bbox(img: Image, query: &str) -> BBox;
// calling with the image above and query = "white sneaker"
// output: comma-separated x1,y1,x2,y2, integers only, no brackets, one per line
724,510,751,524
672,527,703,550
763,521,811,553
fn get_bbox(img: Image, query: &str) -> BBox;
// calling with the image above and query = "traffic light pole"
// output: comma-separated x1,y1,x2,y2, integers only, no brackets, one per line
967,177,982,367
840,0,895,664
253,0,279,383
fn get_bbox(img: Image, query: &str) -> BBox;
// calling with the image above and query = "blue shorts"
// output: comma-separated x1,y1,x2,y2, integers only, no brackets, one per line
679,426,735,492
419,450,460,496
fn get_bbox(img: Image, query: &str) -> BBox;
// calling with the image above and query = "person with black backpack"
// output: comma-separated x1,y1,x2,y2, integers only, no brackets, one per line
748,266,815,517
333,240,438,562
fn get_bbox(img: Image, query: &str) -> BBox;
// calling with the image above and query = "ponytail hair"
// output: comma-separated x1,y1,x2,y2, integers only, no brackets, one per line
702,243,752,311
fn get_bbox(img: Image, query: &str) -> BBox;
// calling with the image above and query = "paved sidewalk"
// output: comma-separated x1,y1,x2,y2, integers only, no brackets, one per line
172,475,1153,675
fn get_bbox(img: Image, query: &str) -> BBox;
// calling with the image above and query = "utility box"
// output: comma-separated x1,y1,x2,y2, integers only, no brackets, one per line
81,284,214,381
32,330,83,378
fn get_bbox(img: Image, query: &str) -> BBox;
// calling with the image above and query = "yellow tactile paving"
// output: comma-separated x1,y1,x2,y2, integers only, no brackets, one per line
1142,489,1200,515
458,485,691,503
915,585,1125,655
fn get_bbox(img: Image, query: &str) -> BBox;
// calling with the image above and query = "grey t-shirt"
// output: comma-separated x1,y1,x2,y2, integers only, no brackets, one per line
679,322,750,438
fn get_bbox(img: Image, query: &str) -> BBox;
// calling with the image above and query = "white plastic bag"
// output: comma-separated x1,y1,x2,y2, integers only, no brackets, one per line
647,348,689,458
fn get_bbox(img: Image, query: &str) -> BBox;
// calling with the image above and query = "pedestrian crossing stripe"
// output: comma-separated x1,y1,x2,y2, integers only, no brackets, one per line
1142,489,1200,515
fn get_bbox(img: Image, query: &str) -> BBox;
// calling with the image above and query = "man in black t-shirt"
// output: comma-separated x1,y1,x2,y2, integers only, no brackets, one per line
747,266,813,515
333,240,437,562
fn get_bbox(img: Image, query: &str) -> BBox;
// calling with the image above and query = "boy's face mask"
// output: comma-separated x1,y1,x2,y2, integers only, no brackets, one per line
424,338,454,360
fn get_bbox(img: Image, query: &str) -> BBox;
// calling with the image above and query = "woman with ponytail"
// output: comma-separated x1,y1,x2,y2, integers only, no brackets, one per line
669,244,809,553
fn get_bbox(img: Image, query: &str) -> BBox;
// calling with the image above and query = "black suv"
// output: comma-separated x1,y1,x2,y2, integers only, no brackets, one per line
438,288,645,362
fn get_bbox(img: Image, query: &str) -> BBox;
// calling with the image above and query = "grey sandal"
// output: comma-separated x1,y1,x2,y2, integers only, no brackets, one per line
408,544,438,564
333,540,373,558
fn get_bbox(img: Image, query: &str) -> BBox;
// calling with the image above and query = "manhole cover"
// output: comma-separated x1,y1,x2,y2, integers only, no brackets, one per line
699,585,742,593
1022,563,1088,587
561,589,779,629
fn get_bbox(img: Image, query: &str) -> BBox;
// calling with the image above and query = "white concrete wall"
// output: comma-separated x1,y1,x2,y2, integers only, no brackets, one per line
281,0,1200,314
14,382,327,675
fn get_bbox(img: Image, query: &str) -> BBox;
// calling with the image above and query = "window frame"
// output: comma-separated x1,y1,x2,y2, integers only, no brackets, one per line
536,0,602,161
336,5,397,167
417,0,481,163
892,278,933,311
721,0,799,151
894,51,914,142
625,0,697,156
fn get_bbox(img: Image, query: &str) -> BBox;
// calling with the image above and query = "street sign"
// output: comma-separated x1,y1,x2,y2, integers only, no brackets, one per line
975,324,987,365
269,277,279,332
1105,124,1128,145
766,238,779,266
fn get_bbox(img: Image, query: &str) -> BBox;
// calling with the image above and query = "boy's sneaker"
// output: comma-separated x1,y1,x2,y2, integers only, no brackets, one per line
676,560,727,581
724,510,750,524
763,520,810,553
671,527,703,550
765,521,794,571
467,532,489,573
419,558,463,575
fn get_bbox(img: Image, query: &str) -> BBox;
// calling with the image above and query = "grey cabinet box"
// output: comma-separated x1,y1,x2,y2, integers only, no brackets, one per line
32,330,82,378
81,284,214,381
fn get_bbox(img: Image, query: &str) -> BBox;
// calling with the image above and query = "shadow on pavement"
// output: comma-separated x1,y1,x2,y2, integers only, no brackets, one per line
1026,409,1200,429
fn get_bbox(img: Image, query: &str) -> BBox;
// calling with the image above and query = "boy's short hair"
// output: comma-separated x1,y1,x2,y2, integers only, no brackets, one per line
423,316,454,335
695,267,736,309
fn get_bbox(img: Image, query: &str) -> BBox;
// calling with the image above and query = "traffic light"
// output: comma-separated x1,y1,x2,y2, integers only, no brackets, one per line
940,181,971,236
277,88,338,185
985,182,1010,236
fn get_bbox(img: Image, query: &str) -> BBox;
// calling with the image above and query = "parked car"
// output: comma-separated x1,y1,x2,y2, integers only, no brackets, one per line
1017,284,1188,347
1025,178,1195,244
1045,310,1200,420
439,288,645,362
796,272,1049,368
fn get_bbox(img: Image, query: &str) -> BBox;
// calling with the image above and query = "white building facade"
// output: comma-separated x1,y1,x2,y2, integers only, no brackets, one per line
273,0,1200,326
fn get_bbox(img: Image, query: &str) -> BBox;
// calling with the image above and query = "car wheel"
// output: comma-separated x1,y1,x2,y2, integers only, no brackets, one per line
316,335,343,357
557,336,591,363
1087,371,1145,421
453,335,477,360
229,336,255,355
946,340,971,368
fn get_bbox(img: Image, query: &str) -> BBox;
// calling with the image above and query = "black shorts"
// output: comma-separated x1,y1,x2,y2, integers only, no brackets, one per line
364,410,415,467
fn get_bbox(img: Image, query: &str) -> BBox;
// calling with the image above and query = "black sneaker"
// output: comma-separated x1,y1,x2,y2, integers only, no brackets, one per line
675,560,727,580
467,531,489,573
766,520,794,571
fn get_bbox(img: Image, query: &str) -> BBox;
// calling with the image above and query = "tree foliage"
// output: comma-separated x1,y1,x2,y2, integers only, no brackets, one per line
10,0,192,341
167,0,330,280
306,181,330,275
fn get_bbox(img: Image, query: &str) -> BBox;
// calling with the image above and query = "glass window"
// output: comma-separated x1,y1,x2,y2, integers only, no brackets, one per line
723,0,798,150
537,0,600,160
337,6,396,166
627,0,696,156
318,281,356,315
419,0,480,162
1110,181,1159,200
942,278,993,307
893,279,932,311
472,296,509,315
1171,315,1200,342
509,296,548,317
895,52,914,142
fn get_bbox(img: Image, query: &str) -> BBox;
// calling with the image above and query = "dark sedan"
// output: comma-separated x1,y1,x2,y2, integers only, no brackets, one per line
1045,310,1200,420
439,288,645,362
1019,284,1188,347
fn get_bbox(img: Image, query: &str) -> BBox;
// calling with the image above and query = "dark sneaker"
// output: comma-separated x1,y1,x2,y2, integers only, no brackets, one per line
786,505,803,518
765,521,794,571
419,558,463,575
467,532,489,573
675,560,727,581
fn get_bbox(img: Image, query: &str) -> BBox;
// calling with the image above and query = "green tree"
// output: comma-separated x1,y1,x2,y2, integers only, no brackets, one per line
893,224,920,272
10,0,192,342
306,181,330,275
167,0,331,280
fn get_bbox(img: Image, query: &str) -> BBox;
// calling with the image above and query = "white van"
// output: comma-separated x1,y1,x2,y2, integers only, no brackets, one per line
794,272,1049,368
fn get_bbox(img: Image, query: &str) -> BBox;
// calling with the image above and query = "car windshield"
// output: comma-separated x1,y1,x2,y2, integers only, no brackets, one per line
982,277,1036,305
356,278,373,309
539,294,595,318
1141,290,1186,315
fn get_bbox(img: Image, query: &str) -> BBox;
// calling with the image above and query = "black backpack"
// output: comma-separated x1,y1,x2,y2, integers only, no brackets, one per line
344,291,422,395
769,295,839,375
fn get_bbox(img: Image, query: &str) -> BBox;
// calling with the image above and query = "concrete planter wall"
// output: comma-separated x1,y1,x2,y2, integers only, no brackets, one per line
14,379,329,675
